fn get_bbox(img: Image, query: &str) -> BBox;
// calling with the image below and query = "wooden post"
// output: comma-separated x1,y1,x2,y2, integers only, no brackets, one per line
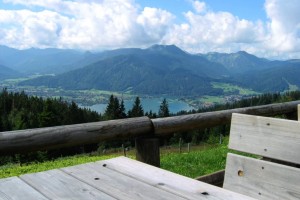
179,138,182,153
122,144,126,157
188,143,190,153
136,137,160,167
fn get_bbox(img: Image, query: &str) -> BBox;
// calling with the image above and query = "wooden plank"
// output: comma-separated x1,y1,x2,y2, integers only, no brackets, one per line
61,161,187,200
0,177,48,200
229,113,300,164
101,156,255,200
0,116,152,154
20,169,116,200
223,153,300,200
298,104,300,121
196,170,225,187
152,100,300,135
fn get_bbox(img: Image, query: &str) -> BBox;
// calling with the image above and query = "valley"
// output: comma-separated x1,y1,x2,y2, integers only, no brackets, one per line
1,44,299,114
0,76,257,114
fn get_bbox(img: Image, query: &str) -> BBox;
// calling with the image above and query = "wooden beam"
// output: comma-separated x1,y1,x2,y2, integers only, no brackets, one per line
1,101,299,155
135,137,160,167
0,117,153,155
152,100,300,135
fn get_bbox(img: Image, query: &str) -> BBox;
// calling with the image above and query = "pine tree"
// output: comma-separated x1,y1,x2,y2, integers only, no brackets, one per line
104,95,127,119
158,98,170,117
119,99,127,118
128,97,144,117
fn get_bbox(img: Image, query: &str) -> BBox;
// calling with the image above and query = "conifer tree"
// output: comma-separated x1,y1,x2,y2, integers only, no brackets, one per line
158,98,170,117
128,97,144,117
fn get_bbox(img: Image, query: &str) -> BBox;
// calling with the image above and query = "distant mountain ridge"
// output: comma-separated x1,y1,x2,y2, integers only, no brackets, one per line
200,51,274,74
0,64,22,80
20,45,228,96
1,44,299,96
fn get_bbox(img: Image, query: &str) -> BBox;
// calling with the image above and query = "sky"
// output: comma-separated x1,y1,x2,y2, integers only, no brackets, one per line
0,0,300,59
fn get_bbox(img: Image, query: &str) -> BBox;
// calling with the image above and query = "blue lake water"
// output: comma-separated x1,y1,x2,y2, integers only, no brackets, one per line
80,98,195,114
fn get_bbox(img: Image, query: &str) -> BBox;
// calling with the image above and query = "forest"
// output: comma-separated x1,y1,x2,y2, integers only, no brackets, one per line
1,89,300,164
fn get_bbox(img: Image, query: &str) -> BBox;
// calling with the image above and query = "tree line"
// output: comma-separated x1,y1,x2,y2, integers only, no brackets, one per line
1,89,300,164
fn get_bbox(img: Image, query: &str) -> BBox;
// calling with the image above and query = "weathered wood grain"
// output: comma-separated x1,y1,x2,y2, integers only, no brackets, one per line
298,104,300,121
229,113,300,164
61,161,187,200
136,137,160,167
224,153,300,200
20,169,116,200
0,116,153,154
0,177,48,200
152,101,300,135
102,156,255,200
0,101,299,155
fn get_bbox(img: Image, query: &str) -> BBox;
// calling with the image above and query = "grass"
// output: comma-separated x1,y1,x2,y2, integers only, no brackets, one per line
212,82,259,95
161,144,228,178
0,142,230,179
0,154,118,178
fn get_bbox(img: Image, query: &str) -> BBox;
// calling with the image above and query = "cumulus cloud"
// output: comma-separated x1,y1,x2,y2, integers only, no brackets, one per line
0,0,300,58
264,0,300,52
163,3,266,55
0,0,174,49
192,1,207,13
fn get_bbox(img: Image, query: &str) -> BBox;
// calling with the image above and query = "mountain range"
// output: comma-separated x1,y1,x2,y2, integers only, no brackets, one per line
1,44,299,96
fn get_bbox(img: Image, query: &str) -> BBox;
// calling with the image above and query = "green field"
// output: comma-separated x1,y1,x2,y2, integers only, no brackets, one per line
212,82,259,95
0,142,229,179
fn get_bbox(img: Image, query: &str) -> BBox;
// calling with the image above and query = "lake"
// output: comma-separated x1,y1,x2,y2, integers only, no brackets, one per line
80,98,195,114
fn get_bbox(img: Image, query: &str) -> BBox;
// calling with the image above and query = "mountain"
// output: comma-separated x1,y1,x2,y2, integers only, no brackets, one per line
5,44,300,96
233,61,300,92
201,51,273,74
0,45,84,74
0,64,22,80
20,45,228,96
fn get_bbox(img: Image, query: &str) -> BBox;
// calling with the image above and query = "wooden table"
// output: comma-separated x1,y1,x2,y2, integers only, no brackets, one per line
0,156,255,200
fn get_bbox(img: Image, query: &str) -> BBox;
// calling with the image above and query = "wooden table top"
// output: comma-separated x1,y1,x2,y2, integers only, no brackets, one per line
0,156,255,200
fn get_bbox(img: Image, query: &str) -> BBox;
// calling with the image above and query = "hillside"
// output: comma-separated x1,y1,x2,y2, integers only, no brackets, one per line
201,51,273,74
0,65,22,80
20,53,225,96
20,45,228,96
0,45,84,74
233,63,300,92
0,44,298,96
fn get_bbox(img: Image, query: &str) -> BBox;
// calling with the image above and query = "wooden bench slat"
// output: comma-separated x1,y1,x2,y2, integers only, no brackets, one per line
229,113,300,164
224,153,300,200
20,169,116,200
102,156,255,200
61,161,187,200
0,177,48,200
298,104,300,121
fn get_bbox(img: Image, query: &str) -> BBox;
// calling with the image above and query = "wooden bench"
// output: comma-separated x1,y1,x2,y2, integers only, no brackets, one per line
223,109,300,199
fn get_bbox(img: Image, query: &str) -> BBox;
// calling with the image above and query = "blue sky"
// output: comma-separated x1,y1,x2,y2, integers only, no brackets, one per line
138,0,266,22
0,0,299,59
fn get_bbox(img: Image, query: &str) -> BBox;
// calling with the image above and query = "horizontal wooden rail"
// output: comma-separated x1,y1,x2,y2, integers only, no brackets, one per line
0,101,299,155
152,100,300,135
0,117,153,155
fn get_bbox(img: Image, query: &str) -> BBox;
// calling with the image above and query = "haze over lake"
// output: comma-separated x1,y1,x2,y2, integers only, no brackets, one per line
80,98,195,114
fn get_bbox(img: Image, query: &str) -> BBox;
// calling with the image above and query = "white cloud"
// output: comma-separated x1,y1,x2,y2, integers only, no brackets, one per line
0,0,300,59
192,1,207,13
137,7,174,43
264,0,300,52
163,10,266,55
0,0,173,49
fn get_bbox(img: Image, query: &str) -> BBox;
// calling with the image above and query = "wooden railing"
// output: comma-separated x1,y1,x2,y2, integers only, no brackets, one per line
1,101,300,166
